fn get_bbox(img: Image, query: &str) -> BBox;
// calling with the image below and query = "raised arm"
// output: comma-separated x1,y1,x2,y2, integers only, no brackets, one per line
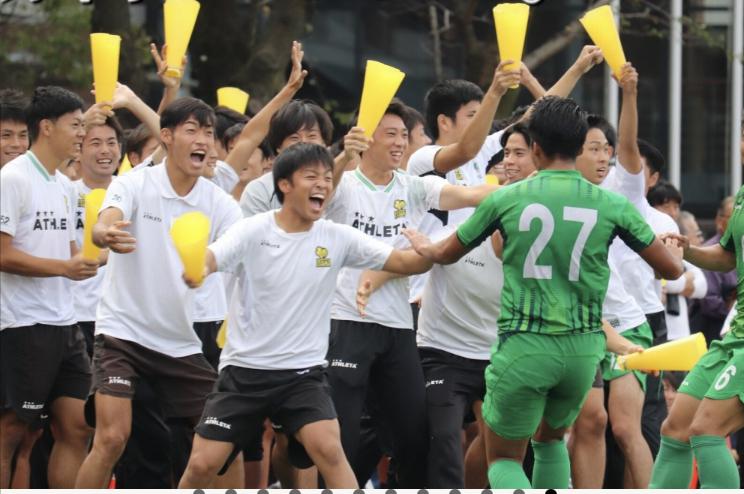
520,62,546,100
543,45,604,99
616,63,642,174
224,41,308,175
430,61,520,174
149,43,185,115
438,183,498,210
110,83,161,150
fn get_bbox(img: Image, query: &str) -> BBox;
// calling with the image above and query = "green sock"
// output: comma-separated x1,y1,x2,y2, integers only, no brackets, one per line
690,435,740,488
530,439,570,489
649,435,693,488
487,459,531,489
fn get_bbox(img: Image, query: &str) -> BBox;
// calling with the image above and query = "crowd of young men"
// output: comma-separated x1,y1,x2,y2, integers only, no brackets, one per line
1,37,743,490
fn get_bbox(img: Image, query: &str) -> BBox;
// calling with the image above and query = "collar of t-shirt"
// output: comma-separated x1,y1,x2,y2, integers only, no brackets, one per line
354,167,399,193
27,150,59,183
152,160,201,207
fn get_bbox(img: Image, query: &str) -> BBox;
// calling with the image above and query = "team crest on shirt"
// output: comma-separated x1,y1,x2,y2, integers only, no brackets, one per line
315,246,331,267
77,193,85,208
454,168,465,181
393,199,407,219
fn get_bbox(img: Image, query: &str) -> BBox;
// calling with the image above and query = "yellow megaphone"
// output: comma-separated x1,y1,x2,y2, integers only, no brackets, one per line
163,0,201,78
492,2,530,88
217,87,250,114
579,4,627,79
90,33,121,105
617,332,708,372
170,211,211,284
82,189,107,260
357,60,406,138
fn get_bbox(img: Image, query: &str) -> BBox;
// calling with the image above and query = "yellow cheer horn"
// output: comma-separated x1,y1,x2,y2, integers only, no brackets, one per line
217,87,250,114
579,4,627,79
357,60,405,138
492,2,530,89
82,188,108,260
617,332,708,372
163,0,201,78
170,211,211,284
90,33,121,105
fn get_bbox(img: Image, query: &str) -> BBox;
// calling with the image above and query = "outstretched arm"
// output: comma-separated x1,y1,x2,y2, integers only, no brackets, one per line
402,228,470,265
224,41,308,175
149,43,185,115
543,45,604,98
662,233,737,272
438,183,498,211
616,63,642,174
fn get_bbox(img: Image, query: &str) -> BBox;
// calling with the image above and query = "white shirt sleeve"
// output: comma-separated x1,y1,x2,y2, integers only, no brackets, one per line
240,172,274,218
100,174,136,220
209,217,256,273
478,130,505,164
339,224,394,270
211,161,240,194
213,192,243,239
410,175,446,211
0,168,27,237
610,161,646,210
407,145,442,177
687,262,708,299
324,172,352,219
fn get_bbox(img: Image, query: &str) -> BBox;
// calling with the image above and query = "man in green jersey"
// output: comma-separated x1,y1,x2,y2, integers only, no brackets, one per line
403,96,684,489
650,187,744,489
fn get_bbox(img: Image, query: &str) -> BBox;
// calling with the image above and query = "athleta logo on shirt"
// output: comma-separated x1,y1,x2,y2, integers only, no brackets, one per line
330,359,358,369
22,401,44,410
464,257,484,268
204,416,231,429
142,212,162,223
393,199,407,219
32,211,67,231
426,379,444,387
260,240,280,249
315,246,331,268
351,212,407,238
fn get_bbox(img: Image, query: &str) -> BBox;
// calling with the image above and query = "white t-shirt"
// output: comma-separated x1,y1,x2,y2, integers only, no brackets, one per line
211,160,239,194
665,260,707,340
615,201,679,314
239,171,280,217
95,163,241,356
417,226,502,360
71,179,108,322
599,164,648,332
0,152,77,329
212,211,393,371
406,130,504,301
325,168,446,329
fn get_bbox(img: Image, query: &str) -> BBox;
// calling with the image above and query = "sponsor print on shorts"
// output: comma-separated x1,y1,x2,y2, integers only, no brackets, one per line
330,359,357,369
425,379,444,388
22,401,44,410
203,416,231,430
106,376,132,387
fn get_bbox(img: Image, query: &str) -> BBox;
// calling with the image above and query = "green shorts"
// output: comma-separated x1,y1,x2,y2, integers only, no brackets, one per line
482,331,606,440
600,321,653,391
679,331,744,404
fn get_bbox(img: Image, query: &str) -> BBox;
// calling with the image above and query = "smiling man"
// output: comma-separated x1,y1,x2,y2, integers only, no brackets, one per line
73,97,243,488
0,86,99,489
0,89,29,168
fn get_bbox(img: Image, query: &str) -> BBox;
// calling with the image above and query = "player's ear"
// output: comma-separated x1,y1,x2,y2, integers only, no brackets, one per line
278,177,292,196
160,127,173,148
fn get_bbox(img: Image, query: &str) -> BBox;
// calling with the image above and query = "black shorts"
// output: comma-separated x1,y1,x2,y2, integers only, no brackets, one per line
87,334,216,425
193,320,222,370
419,347,488,424
592,365,604,388
195,365,336,467
0,324,91,426
77,321,96,358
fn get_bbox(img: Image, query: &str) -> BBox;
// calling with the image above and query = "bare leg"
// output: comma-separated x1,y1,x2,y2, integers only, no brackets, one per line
0,411,30,489
294,419,357,488
464,400,488,488
567,387,606,488
9,428,42,488
48,397,92,488
178,434,234,488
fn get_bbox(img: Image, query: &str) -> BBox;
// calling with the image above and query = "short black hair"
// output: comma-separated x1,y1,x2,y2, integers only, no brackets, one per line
500,121,532,148
125,123,154,157
160,97,215,131
423,80,483,141
267,100,333,153
0,89,27,124
647,180,682,207
214,105,248,142
527,97,588,161
26,86,84,144
637,138,665,177
586,114,617,149
223,122,245,151
272,142,334,204
380,98,410,130
402,105,425,133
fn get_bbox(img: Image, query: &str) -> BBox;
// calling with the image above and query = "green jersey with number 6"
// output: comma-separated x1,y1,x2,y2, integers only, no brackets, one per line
457,169,656,335
719,185,744,339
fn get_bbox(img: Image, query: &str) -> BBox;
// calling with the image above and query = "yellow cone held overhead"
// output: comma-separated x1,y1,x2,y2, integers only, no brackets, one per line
617,332,708,372
357,60,405,138
217,87,250,114
163,0,201,78
82,189,107,260
170,211,211,284
90,33,121,104
492,3,530,89
579,4,627,79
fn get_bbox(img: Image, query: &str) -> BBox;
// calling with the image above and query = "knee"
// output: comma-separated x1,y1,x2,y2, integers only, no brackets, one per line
610,418,637,447
577,407,607,438
185,451,222,481
660,413,691,441
308,439,347,467
0,414,29,450
93,426,129,459
688,412,722,438
52,416,92,445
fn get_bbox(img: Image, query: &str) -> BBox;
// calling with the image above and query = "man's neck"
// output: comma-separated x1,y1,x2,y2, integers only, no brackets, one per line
82,172,112,190
29,142,62,176
274,207,313,233
435,133,458,147
165,158,198,196
542,158,576,172
359,160,394,186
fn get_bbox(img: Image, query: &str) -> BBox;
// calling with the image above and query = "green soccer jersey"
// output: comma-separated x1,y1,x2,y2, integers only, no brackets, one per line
457,169,656,335
719,185,744,339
